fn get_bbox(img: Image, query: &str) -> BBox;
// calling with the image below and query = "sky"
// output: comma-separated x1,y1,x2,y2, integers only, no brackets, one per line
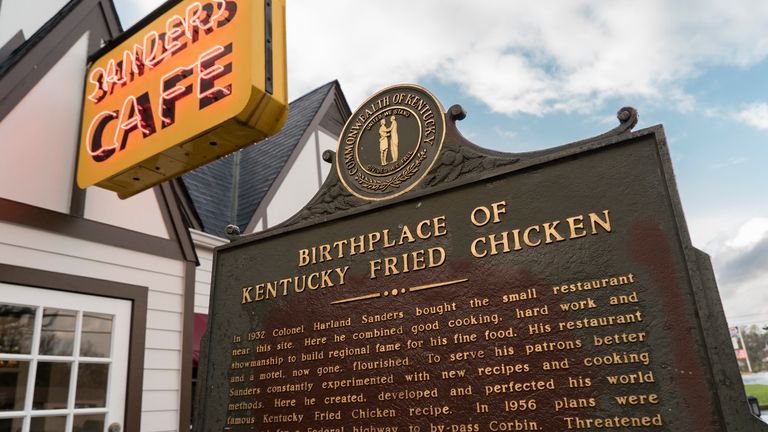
115,0,768,328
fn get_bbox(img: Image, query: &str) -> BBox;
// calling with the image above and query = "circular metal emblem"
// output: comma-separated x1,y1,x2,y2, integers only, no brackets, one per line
336,84,446,201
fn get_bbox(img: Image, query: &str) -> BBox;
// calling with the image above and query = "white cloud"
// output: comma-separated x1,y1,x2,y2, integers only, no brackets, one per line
711,156,749,170
113,0,164,28
112,1,768,115
727,217,768,249
493,127,517,140
287,0,768,115
735,103,768,130
700,217,768,324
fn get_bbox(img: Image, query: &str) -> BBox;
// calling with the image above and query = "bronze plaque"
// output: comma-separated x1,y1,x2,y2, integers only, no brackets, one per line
336,85,446,201
196,90,764,431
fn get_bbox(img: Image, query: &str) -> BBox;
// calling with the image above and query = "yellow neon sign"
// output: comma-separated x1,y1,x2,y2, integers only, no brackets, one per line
78,0,287,198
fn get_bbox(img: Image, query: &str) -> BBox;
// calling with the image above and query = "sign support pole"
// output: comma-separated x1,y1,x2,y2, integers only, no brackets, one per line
738,326,753,372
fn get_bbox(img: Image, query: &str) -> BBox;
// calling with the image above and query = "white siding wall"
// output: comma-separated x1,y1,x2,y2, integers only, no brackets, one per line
0,30,170,241
190,230,226,314
194,252,214,314
0,27,189,431
0,33,89,213
0,221,186,432
317,128,338,182
251,218,264,232
84,187,171,239
265,133,320,225
254,128,338,230
0,0,69,47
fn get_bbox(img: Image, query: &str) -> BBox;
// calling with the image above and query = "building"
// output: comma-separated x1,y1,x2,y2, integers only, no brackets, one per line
0,1,200,431
0,1,350,430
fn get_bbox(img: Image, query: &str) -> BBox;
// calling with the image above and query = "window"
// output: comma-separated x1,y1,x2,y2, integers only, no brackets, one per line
0,285,130,432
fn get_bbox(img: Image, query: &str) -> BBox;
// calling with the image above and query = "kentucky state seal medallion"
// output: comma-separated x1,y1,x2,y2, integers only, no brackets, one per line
336,84,446,201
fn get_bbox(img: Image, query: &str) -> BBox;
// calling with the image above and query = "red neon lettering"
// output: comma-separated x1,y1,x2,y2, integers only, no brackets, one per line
199,46,227,85
114,95,154,151
210,0,228,23
87,111,119,159
197,2,218,31
198,44,232,109
165,16,186,55
104,59,123,91
159,66,194,126
85,0,239,103
120,44,145,83
87,67,108,103
143,31,168,68
162,68,189,101
113,60,128,86
185,3,204,38
214,0,237,28
118,96,151,134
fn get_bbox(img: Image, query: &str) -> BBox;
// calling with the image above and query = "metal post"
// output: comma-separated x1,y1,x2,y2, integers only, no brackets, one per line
230,151,241,225
738,326,753,373
225,150,241,240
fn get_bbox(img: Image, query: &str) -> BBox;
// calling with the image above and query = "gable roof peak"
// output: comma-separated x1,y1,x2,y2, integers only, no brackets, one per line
181,80,348,238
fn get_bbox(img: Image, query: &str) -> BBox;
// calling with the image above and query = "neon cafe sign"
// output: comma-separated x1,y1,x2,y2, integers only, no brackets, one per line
77,0,287,198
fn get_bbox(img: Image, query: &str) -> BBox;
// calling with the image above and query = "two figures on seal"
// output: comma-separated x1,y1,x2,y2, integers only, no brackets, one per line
378,116,399,165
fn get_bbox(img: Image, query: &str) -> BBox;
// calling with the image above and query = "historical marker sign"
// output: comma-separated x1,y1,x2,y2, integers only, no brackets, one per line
196,85,765,431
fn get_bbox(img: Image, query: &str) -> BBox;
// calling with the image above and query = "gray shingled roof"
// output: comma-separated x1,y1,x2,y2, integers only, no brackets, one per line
181,81,338,237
